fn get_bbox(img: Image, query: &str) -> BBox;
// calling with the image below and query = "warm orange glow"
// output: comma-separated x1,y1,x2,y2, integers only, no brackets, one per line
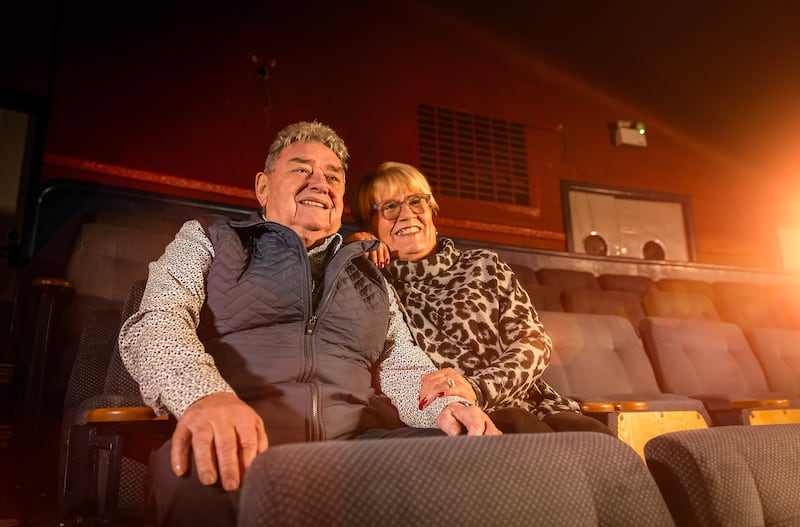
777,227,800,270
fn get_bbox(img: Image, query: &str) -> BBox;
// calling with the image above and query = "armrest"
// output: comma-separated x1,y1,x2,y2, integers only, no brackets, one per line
580,402,616,413
730,399,789,409
579,401,648,413
614,401,648,411
74,405,173,522
85,406,168,423
31,277,77,301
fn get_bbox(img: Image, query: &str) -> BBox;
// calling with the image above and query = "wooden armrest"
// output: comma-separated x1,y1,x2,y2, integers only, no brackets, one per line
614,401,648,411
86,406,169,423
31,277,76,294
580,402,616,413
730,399,789,409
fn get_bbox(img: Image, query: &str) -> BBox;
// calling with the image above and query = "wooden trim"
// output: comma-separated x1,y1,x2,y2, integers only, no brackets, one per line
579,402,615,413
44,153,255,201
730,399,789,409
748,408,800,425
435,216,565,241
44,154,566,242
31,277,75,290
85,406,168,423
614,401,648,411
616,410,708,461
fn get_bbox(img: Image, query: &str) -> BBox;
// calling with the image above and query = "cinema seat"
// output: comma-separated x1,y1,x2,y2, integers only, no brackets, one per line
561,288,646,336
239,433,677,527
598,273,655,299
645,424,800,526
712,281,792,330
766,283,800,329
746,327,800,394
507,262,538,288
642,290,721,321
535,268,600,290
653,278,714,298
58,280,172,524
526,284,565,312
539,311,710,459
640,317,800,425
504,265,563,312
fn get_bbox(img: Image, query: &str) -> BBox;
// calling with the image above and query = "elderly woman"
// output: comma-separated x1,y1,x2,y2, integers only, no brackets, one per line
349,162,612,434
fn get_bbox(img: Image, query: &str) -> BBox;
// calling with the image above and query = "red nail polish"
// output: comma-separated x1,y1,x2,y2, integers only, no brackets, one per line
437,391,445,398
419,398,427,410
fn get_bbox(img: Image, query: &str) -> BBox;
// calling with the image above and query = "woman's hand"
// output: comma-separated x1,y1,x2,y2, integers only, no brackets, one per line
437,403,501,436
419,368,477,410
343,231,391,268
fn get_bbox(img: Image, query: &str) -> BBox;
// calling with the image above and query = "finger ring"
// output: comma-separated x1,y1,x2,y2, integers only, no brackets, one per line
446,378,456,388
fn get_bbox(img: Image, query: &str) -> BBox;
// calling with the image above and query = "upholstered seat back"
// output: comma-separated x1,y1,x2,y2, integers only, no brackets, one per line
746,327,800,394
240,433,676,527
526,283,565,311
654,278,714,298
640,317,770,395
561,289,646,335
713,281,791,330
535,268,600,290
642,290,721,321
645,424,800,527
598,273,655,297
539,312,660,395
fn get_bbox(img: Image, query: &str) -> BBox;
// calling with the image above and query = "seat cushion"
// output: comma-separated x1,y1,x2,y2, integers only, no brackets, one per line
645,424,800,526
240,434,675,527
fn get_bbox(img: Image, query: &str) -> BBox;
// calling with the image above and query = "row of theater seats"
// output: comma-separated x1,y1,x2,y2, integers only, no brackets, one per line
505,264,800,453
59,280,800,526
54,261,800,524
236,423,800,527
510,264,800,331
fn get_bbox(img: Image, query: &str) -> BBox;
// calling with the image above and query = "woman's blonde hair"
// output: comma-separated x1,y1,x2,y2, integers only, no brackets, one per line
350,162,440,229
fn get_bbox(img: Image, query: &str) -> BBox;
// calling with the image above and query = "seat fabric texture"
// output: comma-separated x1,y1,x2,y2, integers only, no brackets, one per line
239,433,676,527
640,317,800,424
645,424,800,527
539,311,712,429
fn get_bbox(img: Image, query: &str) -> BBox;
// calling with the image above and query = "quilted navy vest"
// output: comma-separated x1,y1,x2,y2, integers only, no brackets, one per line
197,214,398,445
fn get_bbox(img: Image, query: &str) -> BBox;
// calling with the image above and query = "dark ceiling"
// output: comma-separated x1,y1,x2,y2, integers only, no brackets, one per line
438,1,800,170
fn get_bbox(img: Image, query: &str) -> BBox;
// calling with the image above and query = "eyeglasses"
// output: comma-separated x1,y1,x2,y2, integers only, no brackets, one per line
372,194,432,221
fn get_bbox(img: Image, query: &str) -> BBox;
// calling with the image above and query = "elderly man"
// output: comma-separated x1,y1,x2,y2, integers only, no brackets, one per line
119,121,499,526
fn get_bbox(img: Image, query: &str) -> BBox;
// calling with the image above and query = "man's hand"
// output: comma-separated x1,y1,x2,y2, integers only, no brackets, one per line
171,392,268,491
436,403,502,436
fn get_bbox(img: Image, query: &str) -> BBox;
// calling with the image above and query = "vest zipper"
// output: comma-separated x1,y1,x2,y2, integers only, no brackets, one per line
301,239,376,442
309,383,321,441
305,315,318,335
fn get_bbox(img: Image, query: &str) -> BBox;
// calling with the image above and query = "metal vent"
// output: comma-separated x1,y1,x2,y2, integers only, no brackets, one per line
418,104,530,206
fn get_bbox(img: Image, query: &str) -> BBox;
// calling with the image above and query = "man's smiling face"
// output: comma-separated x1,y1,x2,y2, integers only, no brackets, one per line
255,141,345,247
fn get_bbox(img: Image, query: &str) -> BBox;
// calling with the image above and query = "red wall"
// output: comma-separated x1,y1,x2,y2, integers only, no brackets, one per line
7,2,795,268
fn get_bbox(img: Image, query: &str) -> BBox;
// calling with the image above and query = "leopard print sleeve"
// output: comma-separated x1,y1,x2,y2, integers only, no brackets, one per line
466,253,552,411
386,239,557,415
378,281,470,428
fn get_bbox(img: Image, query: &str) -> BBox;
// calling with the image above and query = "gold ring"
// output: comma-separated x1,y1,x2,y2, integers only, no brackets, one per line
446,378,456,388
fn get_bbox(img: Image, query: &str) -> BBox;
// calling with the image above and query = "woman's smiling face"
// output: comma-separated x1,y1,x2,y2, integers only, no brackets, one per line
371,186,437,261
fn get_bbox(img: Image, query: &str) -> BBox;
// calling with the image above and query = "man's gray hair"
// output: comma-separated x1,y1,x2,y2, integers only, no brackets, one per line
263,120,349,173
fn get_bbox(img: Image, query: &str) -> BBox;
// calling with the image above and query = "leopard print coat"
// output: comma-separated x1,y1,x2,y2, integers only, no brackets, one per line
384,237,580,419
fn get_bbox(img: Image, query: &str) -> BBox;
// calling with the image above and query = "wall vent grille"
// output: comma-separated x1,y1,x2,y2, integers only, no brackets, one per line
418,104,530,206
